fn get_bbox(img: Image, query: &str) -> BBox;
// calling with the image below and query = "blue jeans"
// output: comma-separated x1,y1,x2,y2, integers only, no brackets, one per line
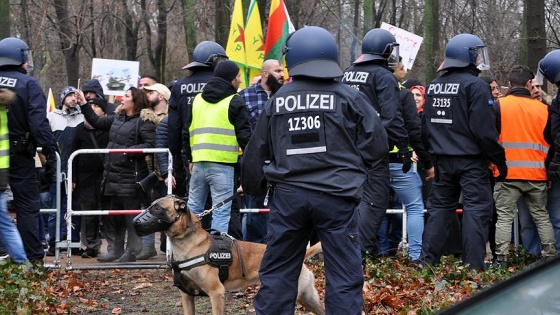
547,181,560,253
0,192,28,263
517,197,541,255
243,193,268,243
187,162,234,233
47,182,81,247
520,182,560,255
389,163,424,260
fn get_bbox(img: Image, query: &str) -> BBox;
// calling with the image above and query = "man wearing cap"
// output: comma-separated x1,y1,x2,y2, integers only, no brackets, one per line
70,97,113,258
185,60,251,233
45,86,84,256
136,83,171,260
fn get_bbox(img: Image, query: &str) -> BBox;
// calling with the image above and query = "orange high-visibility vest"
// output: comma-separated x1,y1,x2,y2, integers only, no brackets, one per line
494,94,549,181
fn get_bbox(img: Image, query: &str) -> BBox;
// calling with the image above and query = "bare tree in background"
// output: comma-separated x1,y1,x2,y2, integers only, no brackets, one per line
0,0,10,39
52,0,82,86
423,0,439,84
523,0,547,72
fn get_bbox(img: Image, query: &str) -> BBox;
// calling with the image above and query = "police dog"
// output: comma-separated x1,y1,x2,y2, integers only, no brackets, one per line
134,195,324,315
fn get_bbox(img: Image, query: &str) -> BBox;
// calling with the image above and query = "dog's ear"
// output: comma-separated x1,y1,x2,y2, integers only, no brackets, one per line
174,199,187,212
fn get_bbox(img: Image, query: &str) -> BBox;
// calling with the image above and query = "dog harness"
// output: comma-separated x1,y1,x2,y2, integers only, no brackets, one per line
171,231,246,296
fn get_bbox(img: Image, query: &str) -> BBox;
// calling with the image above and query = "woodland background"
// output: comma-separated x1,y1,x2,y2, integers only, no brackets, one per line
0,0,559,97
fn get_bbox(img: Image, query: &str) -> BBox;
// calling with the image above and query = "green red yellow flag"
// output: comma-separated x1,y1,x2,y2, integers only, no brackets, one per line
244,0,265,84
264,0,294,61
225,0,247,89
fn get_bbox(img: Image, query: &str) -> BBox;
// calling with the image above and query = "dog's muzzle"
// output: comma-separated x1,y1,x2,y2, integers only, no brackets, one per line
133,208,179,236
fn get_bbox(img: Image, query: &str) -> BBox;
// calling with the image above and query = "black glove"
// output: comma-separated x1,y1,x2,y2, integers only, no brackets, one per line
494,162,508,182
44,154,57,184
399,149,412,173
549,159,560,182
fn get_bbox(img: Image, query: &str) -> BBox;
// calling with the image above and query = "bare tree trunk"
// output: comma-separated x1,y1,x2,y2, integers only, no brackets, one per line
0,0,10,38
363,0,372,33
351,0,361,62
424,0,439,84
215,0,230,47
524,0,546,72
120,0,140,61
182,0,196,65
155,0,168,82
53,0,80,86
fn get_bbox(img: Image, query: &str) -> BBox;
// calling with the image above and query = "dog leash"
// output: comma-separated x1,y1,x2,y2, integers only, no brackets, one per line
197,192,240,219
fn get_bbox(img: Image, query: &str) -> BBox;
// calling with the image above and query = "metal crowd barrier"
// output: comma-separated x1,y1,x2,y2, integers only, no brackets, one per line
240,206,520,256
49,148,174,270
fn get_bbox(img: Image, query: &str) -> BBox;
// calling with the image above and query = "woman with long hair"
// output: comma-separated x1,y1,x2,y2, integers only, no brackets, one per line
77,86,157,262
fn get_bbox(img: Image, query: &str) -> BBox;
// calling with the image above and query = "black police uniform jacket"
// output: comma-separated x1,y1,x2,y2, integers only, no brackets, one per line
341,61,408,150
241,78,389,200
168,68,214,156
422,67,504,162
1,66,57,189
81,103,156,196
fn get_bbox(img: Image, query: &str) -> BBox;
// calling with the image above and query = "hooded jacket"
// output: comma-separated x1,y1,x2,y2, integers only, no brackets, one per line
82,79,106,100
81,103,157,196
183,77,251,162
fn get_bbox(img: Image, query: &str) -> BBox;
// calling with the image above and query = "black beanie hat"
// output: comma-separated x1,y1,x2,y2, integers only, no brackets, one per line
89,97,108,113
213,60,240,82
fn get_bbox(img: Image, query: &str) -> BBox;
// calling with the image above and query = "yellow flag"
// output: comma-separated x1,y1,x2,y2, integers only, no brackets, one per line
46,88,56,112
226,0,247,89
245,0,264,84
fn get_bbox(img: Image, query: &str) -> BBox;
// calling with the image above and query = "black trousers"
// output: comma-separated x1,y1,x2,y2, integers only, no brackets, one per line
357,157,390,258
420,156,493,270
9,152,43,260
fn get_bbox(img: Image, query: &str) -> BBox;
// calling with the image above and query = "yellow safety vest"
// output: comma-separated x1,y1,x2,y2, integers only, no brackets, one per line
189,94,239,163
0,105,9,169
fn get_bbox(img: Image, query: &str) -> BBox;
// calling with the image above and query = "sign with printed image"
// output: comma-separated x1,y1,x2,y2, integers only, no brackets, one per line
380,22,423,70
90,58,140,96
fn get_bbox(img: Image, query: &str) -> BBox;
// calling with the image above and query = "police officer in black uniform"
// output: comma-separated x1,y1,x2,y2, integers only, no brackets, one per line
241,26,388,315
538,50,560,181
420,34,507,270
0,37,58,264
168,41,228,196
341,28,411,261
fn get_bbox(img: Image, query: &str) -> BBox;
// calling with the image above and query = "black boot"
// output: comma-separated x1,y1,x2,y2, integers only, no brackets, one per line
97,251,123,262
115,251,136,263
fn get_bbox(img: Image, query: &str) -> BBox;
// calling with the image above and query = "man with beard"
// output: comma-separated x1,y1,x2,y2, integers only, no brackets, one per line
136,83,170,260
239,59,284,243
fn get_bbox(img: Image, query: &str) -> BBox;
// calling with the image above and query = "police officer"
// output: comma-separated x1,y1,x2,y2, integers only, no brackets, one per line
0,37,58,264
168,41,228,196
538,50,560,180
420,34,507,270
341,28,410,261
241,26,388,314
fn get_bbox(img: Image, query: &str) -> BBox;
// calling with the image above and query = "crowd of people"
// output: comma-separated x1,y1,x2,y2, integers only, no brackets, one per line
1,27,560,314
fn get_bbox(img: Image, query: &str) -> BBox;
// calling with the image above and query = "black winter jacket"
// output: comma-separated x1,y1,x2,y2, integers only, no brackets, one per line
70,122,110,188
155,115,170,177
81,103,156,196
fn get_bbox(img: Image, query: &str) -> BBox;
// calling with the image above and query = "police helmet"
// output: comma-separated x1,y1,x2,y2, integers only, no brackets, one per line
283,26,342,79
182,41,228,70
357,28,400,66
537,50,560,85
0,37,31,67
439,34,490,72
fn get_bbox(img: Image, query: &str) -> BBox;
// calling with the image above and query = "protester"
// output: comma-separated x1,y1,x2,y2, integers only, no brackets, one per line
77,87,156,263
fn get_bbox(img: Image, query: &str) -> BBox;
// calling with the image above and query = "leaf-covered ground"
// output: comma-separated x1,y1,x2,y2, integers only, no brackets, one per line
0,248,541,314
